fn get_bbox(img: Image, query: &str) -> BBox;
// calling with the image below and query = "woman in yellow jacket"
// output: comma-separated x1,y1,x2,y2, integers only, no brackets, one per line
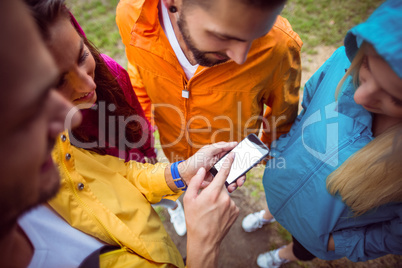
37,131,239,267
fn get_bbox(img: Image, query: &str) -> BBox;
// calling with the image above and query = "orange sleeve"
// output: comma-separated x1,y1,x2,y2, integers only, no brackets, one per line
116,0,152,122
126,62,152,122
261,25,302,147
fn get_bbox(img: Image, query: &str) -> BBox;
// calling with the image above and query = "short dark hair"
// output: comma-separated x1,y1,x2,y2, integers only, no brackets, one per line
238,0,286,9
24,0,69,40
182,0,286,10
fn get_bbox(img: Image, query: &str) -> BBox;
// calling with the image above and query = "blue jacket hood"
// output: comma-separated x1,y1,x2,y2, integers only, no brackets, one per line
344,0,402,78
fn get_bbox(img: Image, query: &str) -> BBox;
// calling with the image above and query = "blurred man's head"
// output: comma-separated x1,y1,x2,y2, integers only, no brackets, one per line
0,0,81,237
163,0,286,66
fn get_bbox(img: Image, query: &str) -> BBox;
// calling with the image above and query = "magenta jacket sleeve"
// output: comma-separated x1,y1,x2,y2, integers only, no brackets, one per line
101,54,156,161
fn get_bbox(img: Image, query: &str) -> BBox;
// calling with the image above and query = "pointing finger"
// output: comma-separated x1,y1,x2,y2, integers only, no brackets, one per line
210,152,235,191
185,167,206,198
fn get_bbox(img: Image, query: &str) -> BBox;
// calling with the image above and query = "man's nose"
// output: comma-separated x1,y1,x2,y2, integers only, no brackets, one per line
48,90,82,138
226,41,252,65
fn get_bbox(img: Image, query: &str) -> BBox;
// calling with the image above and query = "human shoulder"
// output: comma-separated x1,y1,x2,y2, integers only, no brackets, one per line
116,0,146,23
100,54,118,70
315,47,350,82
268,16,303,49
100,54,124,76
301,46,350,104
250,16,302,58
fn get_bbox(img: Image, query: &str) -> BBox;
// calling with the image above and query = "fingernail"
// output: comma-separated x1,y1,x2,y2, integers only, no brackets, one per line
201,181,208,188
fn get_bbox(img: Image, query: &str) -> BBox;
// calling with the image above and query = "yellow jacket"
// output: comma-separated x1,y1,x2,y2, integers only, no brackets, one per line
116,0,303,162
49,132,184,267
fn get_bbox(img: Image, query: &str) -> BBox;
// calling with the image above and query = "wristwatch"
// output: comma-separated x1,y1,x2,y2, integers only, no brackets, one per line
171,160,187,191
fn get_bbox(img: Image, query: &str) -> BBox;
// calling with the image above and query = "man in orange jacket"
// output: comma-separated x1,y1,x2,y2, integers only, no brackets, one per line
117,0,302,235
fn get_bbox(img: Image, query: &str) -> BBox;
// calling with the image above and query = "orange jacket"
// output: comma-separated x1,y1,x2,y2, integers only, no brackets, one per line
117,0,302,162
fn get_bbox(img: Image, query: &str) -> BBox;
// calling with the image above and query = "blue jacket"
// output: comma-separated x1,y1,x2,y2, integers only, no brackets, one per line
263,0,402,262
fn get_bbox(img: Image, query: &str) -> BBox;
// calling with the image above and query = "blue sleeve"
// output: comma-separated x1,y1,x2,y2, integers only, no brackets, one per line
270,47,347,155
332,208,402,262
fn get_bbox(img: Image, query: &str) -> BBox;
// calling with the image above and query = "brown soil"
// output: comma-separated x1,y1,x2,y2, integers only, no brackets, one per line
300,46,340,87
159,46,402,268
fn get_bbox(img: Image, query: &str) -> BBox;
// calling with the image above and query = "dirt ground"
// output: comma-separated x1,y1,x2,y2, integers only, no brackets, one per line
162,193,402,268
158,46,402,268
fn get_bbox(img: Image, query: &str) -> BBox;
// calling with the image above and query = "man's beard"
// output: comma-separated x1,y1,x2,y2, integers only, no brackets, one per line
0,177,59,240
177,14,229,67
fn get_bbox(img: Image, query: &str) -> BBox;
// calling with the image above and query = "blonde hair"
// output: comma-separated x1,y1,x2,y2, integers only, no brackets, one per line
327,126,402,216
334,43,367,99
327,46,402,215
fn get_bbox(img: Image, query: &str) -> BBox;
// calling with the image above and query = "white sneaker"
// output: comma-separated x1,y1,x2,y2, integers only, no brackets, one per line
257,246,290,268
167,200,186,236
242,210,276,232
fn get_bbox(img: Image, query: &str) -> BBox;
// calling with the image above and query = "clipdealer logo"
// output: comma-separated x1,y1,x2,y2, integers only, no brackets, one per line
150,101,287,149
64,102,150,159
301,102,339,167
63,100,288,168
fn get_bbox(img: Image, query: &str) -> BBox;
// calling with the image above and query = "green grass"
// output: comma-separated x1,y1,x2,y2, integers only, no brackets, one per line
66,0,383,59
153,206,166,222
64,0,385,124
281,0,384,54
67,0,122,60
153,130,161,150
276,224,293,243
245,165,265,198
238,164,267,205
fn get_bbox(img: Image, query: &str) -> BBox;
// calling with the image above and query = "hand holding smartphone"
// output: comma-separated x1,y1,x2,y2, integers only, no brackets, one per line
209,134,269,187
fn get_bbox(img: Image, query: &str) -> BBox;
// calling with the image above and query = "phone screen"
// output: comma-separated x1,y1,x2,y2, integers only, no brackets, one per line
210,134,269,186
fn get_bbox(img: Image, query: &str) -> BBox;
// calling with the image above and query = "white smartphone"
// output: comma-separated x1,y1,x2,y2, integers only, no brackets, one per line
209,134,269,187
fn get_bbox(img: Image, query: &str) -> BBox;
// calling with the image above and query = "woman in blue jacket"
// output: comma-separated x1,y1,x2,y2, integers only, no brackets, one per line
256,0,402,267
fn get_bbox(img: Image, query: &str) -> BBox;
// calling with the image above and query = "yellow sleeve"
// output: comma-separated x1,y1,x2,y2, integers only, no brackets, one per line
75,146,181,204
125,161,182,204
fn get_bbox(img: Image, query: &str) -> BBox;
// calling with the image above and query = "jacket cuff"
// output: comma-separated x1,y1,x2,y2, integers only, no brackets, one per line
332,229,363,261
147,163,176,194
